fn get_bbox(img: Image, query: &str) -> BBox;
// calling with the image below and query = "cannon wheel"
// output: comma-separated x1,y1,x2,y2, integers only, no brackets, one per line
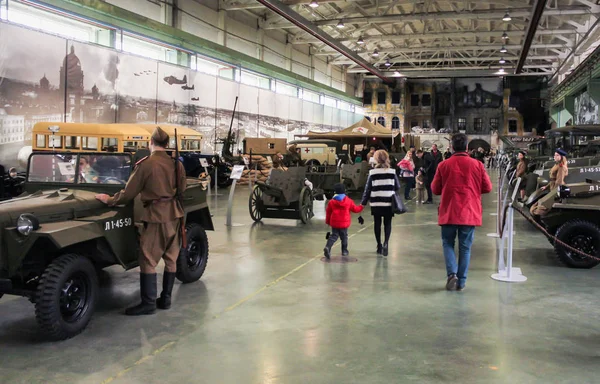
299,187,314,224
249,185,264,222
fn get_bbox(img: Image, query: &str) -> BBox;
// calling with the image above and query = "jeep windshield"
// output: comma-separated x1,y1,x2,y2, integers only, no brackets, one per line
27,153,132,185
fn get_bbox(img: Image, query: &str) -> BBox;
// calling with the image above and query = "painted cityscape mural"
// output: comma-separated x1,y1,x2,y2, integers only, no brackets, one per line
0,22,361,167
575,90,600,125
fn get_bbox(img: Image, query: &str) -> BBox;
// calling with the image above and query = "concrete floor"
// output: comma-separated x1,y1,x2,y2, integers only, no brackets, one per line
1,171,599,384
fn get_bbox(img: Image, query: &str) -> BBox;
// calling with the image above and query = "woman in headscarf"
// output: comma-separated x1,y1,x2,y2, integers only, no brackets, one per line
530,148,569,216
361,150,402,257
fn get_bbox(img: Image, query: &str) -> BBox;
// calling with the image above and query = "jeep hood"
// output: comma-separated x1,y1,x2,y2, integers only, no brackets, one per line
0,189,109,229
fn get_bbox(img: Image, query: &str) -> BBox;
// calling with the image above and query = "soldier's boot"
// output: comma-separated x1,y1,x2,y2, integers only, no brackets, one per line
157,272,176,310
126,273,157,316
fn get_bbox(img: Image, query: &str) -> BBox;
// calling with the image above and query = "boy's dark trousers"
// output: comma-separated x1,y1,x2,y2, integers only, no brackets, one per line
325,227,349,255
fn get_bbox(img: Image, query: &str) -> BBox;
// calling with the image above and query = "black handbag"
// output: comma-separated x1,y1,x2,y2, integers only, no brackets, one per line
393,192,407,214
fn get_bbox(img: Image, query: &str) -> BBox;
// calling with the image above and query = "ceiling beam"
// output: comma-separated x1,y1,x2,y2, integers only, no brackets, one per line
220,0,540,11
313,43,567,56
516,0,549,74
332,55,558,64
292,29,577,44
348,64,554,73
266,7,592,29
252,0,390,82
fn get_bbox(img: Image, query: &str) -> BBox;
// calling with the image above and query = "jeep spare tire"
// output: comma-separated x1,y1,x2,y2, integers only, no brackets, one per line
35,254,98,340
176,223,209,283
554,220,600,269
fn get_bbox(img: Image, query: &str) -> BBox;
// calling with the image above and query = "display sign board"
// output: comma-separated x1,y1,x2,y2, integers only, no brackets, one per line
243,156,250,166
230,165,245,180
199,158,209,168
266,156,273,164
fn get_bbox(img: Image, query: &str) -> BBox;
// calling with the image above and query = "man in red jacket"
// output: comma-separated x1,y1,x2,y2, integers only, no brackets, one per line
432,133,492,291
324,183,364,259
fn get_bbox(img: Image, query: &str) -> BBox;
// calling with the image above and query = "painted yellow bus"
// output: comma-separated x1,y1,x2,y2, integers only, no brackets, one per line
32,122,202,153
137,124,203,152
32,122,151,153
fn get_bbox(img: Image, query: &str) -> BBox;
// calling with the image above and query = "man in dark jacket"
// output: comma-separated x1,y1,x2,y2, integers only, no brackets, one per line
432,133,492,291
423,144,443,203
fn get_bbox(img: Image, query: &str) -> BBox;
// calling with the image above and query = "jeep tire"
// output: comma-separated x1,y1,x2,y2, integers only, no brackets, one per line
176,223,209,284
34,254,98,340
554,220,600,269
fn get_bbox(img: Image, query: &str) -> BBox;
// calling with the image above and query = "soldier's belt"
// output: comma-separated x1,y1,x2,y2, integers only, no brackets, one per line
143,197,175,207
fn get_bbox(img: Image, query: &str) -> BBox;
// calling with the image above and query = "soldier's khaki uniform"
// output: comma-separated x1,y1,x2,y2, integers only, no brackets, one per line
108,151,186,273
530,162,568,216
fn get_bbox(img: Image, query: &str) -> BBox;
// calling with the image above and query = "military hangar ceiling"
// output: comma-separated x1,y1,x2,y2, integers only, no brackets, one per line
221,0,600,80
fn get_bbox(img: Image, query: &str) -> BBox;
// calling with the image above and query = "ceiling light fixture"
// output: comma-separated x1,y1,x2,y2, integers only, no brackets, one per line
385,59,391,67
357,36,364,44
499,57,506,64
498,68,506,74
393,71,402,77
502,32,508,40
503,11,511,21
372,49,379,57
500,45,507,53
336,20,345,28
309,1,319,8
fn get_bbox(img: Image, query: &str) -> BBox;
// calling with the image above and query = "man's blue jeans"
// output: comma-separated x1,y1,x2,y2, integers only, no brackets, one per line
441,225,475,288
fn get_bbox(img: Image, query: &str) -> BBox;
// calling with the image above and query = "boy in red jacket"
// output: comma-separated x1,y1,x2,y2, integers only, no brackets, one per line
324,183,364,259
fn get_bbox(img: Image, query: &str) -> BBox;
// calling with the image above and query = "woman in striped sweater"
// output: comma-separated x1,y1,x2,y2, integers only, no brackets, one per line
361,150,401,256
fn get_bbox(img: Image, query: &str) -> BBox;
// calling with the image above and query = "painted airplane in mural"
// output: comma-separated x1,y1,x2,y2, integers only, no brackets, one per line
163,74,187,85
182,84,195,90
191,97,199,101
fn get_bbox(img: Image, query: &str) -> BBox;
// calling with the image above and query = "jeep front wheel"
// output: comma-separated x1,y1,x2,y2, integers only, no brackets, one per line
34,254,98,340
554,220,600,269
176,223,209,283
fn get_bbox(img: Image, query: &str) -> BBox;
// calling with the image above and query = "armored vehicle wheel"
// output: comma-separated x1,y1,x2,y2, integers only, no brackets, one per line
34,254,98,341
554,220,600,269
249,185,263,222
299,187,314,224
176,223,209,283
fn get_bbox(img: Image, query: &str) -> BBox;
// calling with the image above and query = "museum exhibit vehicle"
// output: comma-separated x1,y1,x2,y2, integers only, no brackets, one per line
248,166,314,224
0,151,213,340
524,180,600,269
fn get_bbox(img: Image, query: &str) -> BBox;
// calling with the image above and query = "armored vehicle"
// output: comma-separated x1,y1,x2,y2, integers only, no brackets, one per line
527,180,600,269
0,151,213,340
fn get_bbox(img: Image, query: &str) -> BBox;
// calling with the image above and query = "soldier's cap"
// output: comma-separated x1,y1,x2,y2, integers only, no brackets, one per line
152,126,169,144
556,148,568,157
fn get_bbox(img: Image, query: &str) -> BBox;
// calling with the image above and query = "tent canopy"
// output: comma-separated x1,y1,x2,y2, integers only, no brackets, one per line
306,117,399,139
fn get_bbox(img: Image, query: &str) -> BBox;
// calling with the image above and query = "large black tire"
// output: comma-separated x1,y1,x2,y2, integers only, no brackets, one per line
176,223,209,283
34,254,98,341
554,220,600,268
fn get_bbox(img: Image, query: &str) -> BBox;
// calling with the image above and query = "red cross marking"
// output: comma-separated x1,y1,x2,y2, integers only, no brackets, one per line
304,148,310,153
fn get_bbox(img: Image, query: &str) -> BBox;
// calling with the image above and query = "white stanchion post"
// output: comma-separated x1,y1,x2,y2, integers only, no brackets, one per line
491,200,527,282
225,165,245,227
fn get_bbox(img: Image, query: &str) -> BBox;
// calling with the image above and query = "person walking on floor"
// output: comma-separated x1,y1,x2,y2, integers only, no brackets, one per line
96,126,187,315
415,168,425,204
432,133,492,291
397,152,415,200
361,150,402,257
324,183,363,259
423,144,443,204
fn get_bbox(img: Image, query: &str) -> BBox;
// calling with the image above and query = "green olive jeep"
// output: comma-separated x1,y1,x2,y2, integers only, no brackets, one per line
526,180,600,269
0,152,213,340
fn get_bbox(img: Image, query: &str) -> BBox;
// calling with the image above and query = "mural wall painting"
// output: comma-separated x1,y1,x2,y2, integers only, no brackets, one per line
0,22,361,168
575,90,600,125
0,23,65,165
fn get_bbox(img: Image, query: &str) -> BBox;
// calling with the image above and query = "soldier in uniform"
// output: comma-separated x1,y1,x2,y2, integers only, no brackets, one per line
95,126,186,316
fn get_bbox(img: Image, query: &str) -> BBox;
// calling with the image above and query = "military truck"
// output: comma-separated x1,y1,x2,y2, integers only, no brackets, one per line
527,180,600,269
0,151,213,340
